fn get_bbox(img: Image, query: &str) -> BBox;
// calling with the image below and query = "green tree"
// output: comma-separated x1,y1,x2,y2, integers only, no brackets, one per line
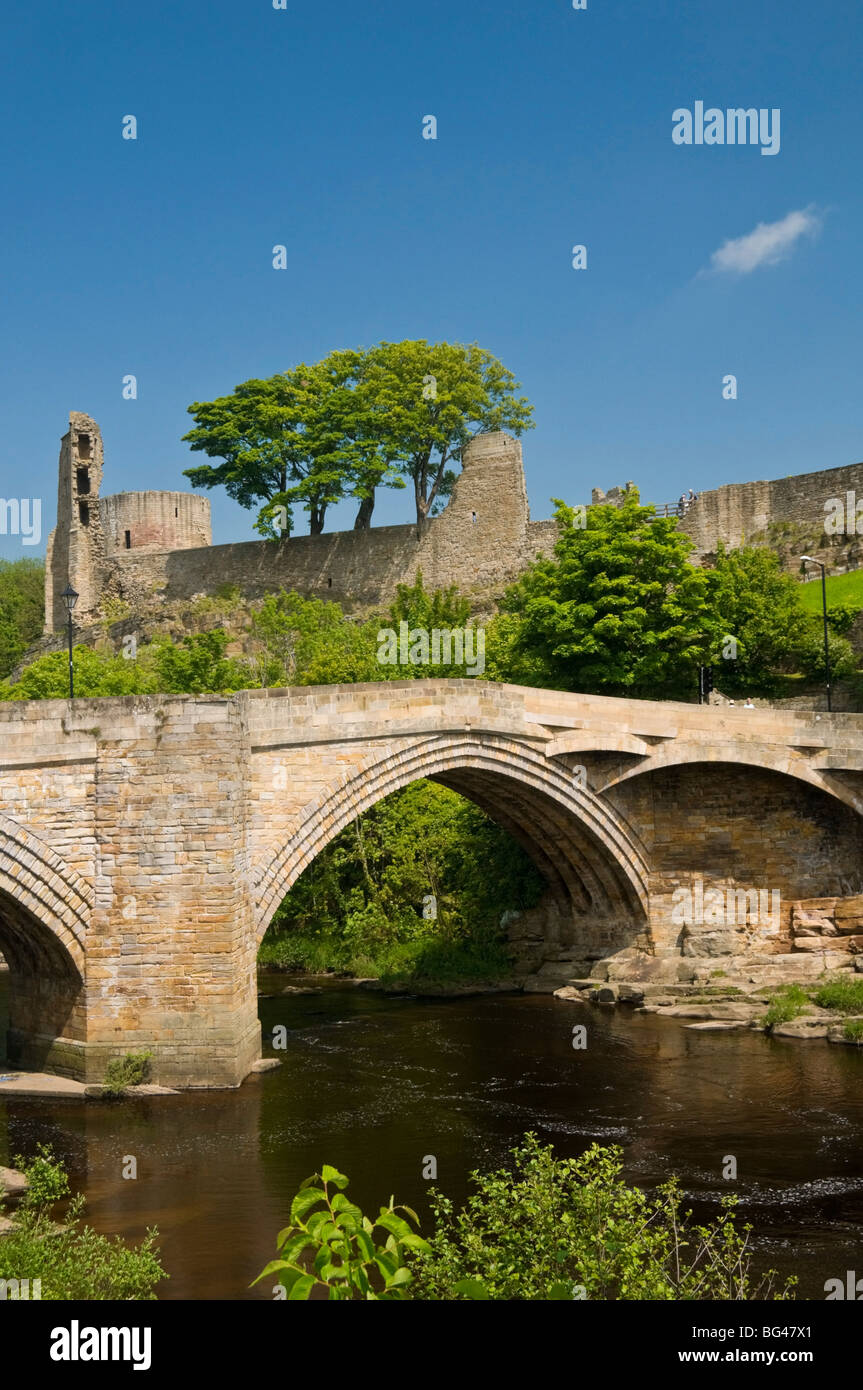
0,558,44,678
0,644,153,700
150,629,255,694
183,352,404,538
707,545,856,695
492,496,713,699
360,340,534,529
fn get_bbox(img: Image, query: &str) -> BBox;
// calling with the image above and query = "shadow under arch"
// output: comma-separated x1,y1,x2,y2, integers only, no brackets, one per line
253,733,651,955
0,815,91,1072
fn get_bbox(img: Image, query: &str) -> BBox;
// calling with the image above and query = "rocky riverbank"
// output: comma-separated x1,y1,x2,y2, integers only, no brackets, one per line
524,945,863,1046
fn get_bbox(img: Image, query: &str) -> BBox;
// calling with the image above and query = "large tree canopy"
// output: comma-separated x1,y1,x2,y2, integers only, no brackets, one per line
490,494,715,699
356,340,534,528
182,340,533,536
183,352,393,538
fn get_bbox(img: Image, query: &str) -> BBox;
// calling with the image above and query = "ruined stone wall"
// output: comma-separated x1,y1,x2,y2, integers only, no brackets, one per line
101,491,211,556
678,460,863,564
100,432,552,616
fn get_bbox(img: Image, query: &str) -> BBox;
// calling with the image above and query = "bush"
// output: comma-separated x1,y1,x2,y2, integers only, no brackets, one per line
842,1018,863,1042
0,1145,165,1300
103,1051,153,1096
409,1135,795,1300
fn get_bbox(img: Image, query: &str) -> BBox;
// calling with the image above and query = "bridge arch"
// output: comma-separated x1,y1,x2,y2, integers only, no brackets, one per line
0,815,91,1072
252,732,651,951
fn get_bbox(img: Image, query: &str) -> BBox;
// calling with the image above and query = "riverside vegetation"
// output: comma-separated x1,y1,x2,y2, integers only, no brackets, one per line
254,1134,795,1301
0,1147,165,1299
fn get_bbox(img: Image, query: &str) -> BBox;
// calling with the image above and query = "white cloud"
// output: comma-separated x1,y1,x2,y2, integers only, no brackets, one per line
706,206,821,275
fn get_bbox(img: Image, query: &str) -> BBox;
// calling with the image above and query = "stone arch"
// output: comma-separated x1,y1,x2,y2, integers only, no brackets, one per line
597,745,863,816
0,814,91,972
0,815,91,1072
253,733,651,947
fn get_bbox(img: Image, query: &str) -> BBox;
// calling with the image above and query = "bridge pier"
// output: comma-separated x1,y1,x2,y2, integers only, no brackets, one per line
79,697,262,1087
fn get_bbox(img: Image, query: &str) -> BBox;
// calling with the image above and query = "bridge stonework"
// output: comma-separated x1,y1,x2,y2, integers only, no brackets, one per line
2,681,863,1087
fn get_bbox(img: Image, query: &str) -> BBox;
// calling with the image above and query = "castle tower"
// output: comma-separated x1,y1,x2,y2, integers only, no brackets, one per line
414,431,532,594
44,412,106,633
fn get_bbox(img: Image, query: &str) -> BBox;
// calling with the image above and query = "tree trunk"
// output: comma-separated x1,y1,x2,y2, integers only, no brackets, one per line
354,493,375,529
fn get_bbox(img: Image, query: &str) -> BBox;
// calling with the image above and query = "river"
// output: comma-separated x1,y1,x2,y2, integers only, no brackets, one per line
2,973,863,1300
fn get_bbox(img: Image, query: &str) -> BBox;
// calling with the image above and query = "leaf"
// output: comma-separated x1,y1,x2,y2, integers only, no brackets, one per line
291,1187,327,1222
321,1164,349,1190
376,1211,411,1240
399,1233,431,1254
276,1233,315,1265
453,1278,491,1300
287,1274,318,1301
354,1228,376,1263
249,1259,302,1288
374,1252,398,1280
386,1266,413,1288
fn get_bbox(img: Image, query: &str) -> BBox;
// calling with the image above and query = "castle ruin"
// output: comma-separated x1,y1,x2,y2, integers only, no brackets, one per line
44,414,557,630
43,411,863,634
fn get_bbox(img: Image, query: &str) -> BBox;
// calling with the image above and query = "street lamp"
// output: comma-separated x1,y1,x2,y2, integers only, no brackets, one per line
60,584,78,700
800,557,831,712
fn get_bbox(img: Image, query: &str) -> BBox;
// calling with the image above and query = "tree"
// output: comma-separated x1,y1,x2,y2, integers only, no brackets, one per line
492,496,713,699
359,340,534,530
0,558,44,679
707,544,855,694
183,355,378,538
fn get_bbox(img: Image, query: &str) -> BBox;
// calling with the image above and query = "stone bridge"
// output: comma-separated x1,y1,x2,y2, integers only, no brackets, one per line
2,680,863,1087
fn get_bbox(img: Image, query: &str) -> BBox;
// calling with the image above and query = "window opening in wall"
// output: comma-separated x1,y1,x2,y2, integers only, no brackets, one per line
78,501,89,526
471,511,477,524
76,467,91,494
327,577,332,588
124,530,131,550
77,433,91,459
175,507,178,517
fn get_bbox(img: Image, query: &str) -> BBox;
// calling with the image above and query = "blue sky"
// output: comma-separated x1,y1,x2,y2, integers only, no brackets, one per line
1,0,861,558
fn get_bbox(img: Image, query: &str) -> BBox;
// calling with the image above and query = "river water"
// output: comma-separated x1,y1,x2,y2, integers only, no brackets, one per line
2,973,863,1300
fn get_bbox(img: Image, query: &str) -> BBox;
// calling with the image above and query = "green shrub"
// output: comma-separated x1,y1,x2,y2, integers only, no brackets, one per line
842,1018,863,1043
409,1135,795,1301
813,978,863,1013
763,984,809,1030
103,1051,152,1096
0,1146,165,1300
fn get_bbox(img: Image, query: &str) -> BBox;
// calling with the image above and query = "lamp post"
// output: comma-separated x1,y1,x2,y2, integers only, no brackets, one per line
60,584,79,700
800,557,831,712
